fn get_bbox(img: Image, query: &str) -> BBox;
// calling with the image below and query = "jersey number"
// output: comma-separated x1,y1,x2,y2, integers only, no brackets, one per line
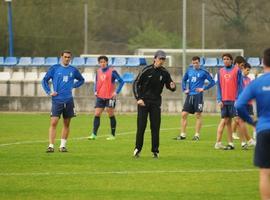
63,75,68,82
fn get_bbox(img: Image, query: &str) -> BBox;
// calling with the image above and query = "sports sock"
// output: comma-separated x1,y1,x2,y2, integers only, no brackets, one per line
60,139,67,148
93,116,100,135
49,144,54,148
194,133,200,137
228,142,234,147
110,116,116,136
180,133,186,137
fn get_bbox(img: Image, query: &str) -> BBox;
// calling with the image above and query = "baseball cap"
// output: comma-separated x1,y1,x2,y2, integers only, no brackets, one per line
154,50,166,59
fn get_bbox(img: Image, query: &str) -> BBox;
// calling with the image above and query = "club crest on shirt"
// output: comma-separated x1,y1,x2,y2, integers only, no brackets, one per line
224,74,231,79
70,72,73,77
160,76,163,81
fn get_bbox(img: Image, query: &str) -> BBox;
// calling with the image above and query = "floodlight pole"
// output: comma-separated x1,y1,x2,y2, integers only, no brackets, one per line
182,0,187,105
6,0,14,56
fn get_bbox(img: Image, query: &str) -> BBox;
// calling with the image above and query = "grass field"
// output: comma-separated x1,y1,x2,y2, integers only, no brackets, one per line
0,113,259,200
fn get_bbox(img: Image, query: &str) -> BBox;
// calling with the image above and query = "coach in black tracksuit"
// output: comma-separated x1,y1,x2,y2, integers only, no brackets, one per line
133,50,176,158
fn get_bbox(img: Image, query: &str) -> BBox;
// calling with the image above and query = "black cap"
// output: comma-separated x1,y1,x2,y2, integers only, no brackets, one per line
154,50,166,59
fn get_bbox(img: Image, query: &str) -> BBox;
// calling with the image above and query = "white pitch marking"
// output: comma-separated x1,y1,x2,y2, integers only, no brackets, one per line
0,124,217,147
0,168,257,176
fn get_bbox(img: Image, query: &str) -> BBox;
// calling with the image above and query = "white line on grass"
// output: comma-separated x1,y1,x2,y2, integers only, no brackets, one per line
0,124,217,147
0,168,257,176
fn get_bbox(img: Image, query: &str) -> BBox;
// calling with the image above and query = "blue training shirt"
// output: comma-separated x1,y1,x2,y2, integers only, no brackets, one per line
235,72,270,133
94,66,125,94
182,66,215,95
42,64,85,103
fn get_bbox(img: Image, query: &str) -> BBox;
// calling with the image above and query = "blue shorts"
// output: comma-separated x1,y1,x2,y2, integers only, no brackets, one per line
182,93,203,114
95,97,116,108
254,130,270,168
221,104,236,118
51,100,76,118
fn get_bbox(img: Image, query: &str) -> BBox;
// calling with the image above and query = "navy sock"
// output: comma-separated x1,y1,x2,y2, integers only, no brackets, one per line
110,116,116,136
93,116,100,135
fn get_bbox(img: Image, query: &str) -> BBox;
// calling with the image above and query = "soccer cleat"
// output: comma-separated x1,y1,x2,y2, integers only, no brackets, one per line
241,143,249,150
192,135,200,141
223,144,235,150
59,147,68,152
248,139,256,147
133,148,140,158
88,133,97,140
174,135,186,140
46,147,54,153
214,143,225,150
106,135,116,140
152,152,159,159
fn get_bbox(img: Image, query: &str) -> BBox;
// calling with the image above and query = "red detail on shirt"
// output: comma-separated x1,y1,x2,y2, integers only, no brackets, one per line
96,68,115,99
219,66,239,101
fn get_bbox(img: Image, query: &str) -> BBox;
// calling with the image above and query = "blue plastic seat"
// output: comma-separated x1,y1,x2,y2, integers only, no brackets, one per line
45,57,59,66
4,57,18,66
0,57,4,65
140,58,147,66
218,58,224,67
200,57,205,65
108,57,113,66
247,57,260,67
18,57,32,66
71,57,85,66
122,72,135,83
32,57,45,66
204,57,218,68
126,57,140,67
85,57,98,66
113,57,127,66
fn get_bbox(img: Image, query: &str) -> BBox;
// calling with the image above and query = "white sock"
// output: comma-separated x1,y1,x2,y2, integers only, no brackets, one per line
194,133,200,137
180,133,186,137
60,139,67,148
228,142,234,147
49,144,54,148
241,142,247,146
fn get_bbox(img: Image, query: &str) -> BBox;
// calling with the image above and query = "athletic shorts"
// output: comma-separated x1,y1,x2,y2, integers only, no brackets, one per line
51,100,75,118
95,97,116,108
254,129,270,168
182,93,203,114
221,104,236,118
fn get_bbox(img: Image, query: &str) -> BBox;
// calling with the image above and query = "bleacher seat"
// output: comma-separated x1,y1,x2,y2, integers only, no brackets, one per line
32,57,45,66
71,57,85,66
82,72,95,83
25,72,38,81
112,57,126,66
45,57,58,66
122,72,135,83
18,57,32,66
140,58,147,66
85,57,98,66
126,57,140,67
0,57,4,66
4,57,17,66
204,58,218,67
200,57,205,65
11,72,24,81
247,57,260,67
0,72,11,81
218,58,224,67
108,57,113,66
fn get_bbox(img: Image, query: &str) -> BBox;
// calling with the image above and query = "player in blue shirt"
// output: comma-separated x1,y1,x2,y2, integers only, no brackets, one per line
42,50,85,153
236,48,270,200
174,56,215,141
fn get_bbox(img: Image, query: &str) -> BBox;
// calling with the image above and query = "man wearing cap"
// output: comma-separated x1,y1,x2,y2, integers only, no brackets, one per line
133,50,176,158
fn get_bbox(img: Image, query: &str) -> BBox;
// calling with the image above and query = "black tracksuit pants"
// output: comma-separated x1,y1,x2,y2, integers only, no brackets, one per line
135,102,161,153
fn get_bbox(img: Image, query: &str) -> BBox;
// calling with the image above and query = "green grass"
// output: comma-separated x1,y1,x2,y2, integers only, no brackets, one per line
0,113,259,200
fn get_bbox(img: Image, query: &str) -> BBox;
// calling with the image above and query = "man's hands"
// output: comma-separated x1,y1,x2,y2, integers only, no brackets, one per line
50,91,58,96
137,99,145,106
170,82,176,89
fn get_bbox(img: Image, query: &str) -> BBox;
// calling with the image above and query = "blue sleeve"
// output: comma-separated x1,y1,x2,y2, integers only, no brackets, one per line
235,83,255,125
216,71,222,102
203,71,215,90
112,70,125,94
73,69,85,88
237,69,243,98
181,71,189,91
41,67,54,95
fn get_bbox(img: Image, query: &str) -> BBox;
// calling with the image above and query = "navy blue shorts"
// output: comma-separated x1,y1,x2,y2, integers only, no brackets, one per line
95,97,116,108
182,93,203,114
51,100,76,118
254,130,270,168
221,104,236,118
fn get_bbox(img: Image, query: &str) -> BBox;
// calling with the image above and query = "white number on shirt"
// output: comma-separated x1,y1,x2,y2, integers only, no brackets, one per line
63,75,68,82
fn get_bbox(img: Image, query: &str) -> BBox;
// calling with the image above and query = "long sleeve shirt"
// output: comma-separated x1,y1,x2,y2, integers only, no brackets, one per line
42,64,85,103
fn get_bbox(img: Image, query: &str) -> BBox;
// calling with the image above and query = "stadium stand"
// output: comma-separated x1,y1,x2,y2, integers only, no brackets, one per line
71,57,85,66
18,57,32,66
85,57,98,66
126,57,140,67
82,72,95,83
204,57,218,68
25,72,38,81
122,72,135,83
217,58,224,67
0,57,4,66
0,72,11,81
112,57,127,67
